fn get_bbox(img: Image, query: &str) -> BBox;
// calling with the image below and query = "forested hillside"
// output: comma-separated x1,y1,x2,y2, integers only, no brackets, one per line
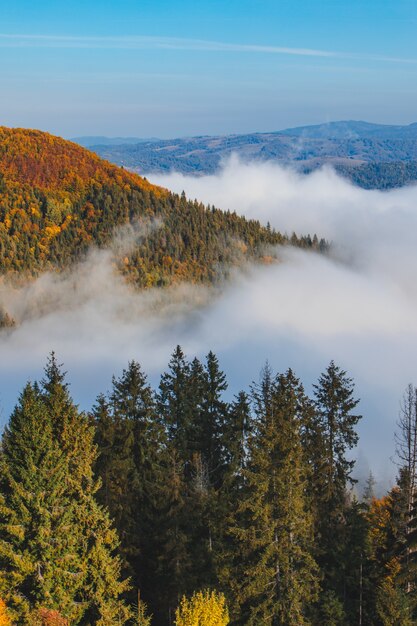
1,351,416,625
0,127,324,290
336,160,417,189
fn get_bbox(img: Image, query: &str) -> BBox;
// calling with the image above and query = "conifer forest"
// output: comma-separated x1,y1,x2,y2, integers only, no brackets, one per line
0,349,416,625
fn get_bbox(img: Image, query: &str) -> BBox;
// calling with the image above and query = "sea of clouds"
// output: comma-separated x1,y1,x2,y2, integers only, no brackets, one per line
2,157,417,488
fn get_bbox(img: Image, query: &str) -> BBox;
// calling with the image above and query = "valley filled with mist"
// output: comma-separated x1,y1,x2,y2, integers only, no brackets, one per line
1,155,416,482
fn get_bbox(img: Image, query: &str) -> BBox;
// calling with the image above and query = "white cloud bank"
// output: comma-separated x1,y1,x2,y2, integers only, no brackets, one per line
2,159,417,486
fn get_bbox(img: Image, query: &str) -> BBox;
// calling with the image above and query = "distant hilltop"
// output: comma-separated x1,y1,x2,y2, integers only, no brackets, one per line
72,120,417,189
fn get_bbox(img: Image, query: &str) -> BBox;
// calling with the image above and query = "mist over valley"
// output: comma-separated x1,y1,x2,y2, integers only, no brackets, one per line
1,149,416,485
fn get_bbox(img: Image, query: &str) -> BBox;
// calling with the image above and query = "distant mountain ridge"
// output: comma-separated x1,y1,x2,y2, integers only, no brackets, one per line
73,120,417,146
71,121,417,189
73,136,159,147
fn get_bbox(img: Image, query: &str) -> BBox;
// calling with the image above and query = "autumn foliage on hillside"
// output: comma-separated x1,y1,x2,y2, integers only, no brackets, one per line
0,127,160,196
0,127,326,289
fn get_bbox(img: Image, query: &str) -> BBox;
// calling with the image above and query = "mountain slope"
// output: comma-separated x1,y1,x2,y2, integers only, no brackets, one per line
0,127,323,290
0,127,160,194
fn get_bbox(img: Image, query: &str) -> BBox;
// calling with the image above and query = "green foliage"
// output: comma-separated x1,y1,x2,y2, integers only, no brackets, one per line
0,348,392,626
309,361,362,614
318,590,346,626
196,351,229,488
0,355,131,624
158,346,195,459
376,577,414,626
227,368,319,625
0,383,84,623
92,361,166,614
313,360,362,505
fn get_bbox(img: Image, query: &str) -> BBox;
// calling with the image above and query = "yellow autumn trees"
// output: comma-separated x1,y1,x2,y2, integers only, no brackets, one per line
175,590,229,626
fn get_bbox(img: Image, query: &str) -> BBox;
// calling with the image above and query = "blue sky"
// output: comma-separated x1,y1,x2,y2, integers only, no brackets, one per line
1,0,417,137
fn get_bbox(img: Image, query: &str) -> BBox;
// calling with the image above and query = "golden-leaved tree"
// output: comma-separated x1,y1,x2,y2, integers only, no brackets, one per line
175,590,229,626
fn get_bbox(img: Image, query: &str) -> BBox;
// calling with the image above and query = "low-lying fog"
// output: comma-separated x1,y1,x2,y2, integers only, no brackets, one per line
2,157,417,488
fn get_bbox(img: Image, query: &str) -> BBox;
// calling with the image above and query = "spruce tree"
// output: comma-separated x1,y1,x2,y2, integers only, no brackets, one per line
228,368,319,625
403,480,417,611
158,346,193,460
216,391,252,609
0,383,84,623
154,447,194,625
187,357,206,452
224,391,251,488
312,360,361,612
198,351,229,488
363,471,377,504
91,393,115,511
313,360,361,506
184,352,231,595
157,348,217,608
93,360,166,619
394,385,417,599
341,499,371,625
0,356,130,624
250,361,274,429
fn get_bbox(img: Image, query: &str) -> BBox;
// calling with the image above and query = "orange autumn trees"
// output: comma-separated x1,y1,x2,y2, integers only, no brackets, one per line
0,599,11,626
0,127,160,196
367,494,394,558
30,608,69,626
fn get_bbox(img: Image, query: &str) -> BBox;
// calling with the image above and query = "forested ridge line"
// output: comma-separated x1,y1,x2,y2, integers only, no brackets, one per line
1,349,416,625
0,127,326,294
